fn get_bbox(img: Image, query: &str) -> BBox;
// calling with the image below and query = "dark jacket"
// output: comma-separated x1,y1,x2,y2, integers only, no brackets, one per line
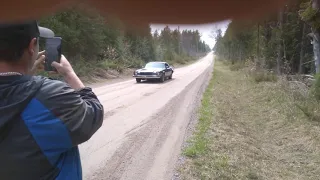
0,75,104,180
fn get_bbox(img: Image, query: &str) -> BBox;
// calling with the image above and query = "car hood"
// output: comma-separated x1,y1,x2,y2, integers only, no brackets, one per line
136,68,164,72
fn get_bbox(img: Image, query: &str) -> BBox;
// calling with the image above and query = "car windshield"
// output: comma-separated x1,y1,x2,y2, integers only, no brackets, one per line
145,62,165,68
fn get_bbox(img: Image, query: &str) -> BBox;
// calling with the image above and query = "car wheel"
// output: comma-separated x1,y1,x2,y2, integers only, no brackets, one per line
169,73,173,79
136,78,142,83
159,74,165,83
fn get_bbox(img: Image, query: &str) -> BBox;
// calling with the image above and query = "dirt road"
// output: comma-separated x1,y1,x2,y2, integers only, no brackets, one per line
80,53,214,180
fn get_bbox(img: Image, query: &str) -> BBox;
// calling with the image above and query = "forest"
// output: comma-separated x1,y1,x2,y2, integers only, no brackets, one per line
38,6,211,78
213,0,320,75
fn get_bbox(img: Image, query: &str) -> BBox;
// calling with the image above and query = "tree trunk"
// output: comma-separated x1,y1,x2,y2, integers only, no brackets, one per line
240,45,243,62
312,30,320,73
256,23,261,69
299,22,306,74
229,44,231,61
312,0,320,73
276,9,284,75
264,21,271,68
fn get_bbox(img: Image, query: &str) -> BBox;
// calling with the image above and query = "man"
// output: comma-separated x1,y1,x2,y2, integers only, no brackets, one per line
0,21,104,179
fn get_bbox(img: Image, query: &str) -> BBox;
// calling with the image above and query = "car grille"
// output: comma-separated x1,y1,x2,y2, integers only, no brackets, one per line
139,72,153,75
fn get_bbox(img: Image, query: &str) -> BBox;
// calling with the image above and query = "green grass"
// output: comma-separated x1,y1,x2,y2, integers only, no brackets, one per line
252,71,278,83
178,60,320,180
230,62,246,71
183,68,216,158
312,73,320,100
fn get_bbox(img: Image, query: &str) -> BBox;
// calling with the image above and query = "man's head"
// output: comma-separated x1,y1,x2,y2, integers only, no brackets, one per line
0,21,54,74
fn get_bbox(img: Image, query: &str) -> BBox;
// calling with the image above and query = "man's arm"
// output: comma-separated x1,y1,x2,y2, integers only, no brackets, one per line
35,79,104,146
29,54,103,146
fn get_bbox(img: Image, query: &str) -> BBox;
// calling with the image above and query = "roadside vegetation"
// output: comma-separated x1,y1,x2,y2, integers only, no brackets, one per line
38,5,211,82
183,64,216,158
179,60,320,180
179,1,320,177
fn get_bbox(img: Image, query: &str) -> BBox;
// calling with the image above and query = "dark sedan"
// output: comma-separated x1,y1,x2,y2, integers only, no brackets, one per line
133,62,174,83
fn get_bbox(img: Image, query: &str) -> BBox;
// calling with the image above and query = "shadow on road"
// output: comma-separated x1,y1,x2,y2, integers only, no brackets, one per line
135,78,175,84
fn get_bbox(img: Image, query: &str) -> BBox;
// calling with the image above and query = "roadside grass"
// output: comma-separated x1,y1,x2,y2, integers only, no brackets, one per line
179,60,320,180
183,66,216,158
230,62,246,71
251,71,278,83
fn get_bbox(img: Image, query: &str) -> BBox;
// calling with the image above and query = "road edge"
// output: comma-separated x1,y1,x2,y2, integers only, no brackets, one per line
171,56,215,179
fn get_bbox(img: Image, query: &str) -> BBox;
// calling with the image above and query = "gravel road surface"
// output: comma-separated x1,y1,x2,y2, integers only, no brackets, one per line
80,53,214,180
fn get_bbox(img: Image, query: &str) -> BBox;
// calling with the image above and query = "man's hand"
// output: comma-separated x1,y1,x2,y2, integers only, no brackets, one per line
52,55,85,90
30,51,45,75
51,55,74,76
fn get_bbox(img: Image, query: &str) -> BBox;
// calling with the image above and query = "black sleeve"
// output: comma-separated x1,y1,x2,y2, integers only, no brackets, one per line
36,79,104,146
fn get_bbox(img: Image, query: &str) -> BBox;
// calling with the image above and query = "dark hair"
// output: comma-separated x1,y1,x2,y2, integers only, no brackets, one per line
0,21,54,62
0,35,37,62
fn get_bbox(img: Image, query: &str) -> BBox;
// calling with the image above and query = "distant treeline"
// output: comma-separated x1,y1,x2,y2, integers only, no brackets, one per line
39,6,211,76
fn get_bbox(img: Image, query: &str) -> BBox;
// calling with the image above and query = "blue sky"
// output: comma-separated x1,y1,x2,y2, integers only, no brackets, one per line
150,20,230,49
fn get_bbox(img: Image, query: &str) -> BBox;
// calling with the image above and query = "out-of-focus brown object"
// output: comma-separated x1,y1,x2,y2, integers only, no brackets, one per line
0,0,72,23
1,0,288,24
